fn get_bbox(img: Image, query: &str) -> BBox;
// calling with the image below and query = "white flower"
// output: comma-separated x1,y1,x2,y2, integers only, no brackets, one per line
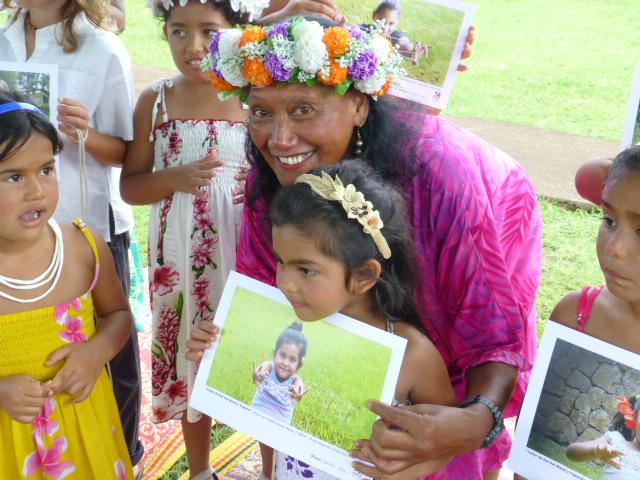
291,20,328,73
229,0,270,21
354,69,387,95
218,29,243,59
147,0,207,17
218,61,248,87
371,35,392,61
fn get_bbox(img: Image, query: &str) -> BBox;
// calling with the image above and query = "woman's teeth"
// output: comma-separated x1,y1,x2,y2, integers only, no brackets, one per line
279,153,310,165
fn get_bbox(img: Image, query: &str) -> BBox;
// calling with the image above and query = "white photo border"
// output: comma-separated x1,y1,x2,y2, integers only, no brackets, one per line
621,62,640,150
0,61,59,124
190,271,407,479
389,0,476,110
508,321,640,480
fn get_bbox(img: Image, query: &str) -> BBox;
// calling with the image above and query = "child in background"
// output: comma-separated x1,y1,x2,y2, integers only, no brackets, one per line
188,161,458,480
0,0,143,470
0,94,133,478
120,1,250,478
566,395,640,478
251,322,309,478
551,145,640,474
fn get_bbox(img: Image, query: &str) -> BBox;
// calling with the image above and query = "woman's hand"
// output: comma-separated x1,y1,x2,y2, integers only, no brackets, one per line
185,320,220,364
457,25,476,72
0,375,48,423
167,149,224,197
57,97,90,142
45,342,104,403
259,0,344,25
351,400,487,477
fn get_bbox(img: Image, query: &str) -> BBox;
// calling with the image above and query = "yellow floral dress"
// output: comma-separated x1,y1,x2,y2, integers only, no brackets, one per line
0,220,132,479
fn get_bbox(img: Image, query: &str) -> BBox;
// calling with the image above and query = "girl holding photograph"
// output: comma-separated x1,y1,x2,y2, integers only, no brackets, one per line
551,145,640,476
566,395,640,478
251,322,309,479
188,161,458,480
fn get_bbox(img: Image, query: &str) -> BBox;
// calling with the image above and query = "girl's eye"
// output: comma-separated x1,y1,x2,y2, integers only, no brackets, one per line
41,166,54,176
204,29,217,37
6,174,21,183
602,216,615,228
300,267,316,277
172,29,186,38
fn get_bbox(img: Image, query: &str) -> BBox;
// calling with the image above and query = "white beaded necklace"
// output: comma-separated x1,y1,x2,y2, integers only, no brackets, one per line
0,218,64,303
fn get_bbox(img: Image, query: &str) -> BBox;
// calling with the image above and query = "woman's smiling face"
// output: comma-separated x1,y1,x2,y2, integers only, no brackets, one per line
247,83,369,186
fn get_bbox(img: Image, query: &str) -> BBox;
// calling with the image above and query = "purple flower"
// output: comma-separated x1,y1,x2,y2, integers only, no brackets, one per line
209,31,222,56
268,21,291,39
349,50,379,80
264,52,293,81
348,25,366,40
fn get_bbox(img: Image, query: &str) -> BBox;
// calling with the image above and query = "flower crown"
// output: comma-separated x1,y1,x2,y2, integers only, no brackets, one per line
618,395,640,430
295,171,391,259
147,0,269,21
202,17,405,101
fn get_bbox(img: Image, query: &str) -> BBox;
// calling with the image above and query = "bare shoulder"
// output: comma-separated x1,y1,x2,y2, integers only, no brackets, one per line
62,222,109,265
549,289,581,329
135,84,160,115
392,322,442,365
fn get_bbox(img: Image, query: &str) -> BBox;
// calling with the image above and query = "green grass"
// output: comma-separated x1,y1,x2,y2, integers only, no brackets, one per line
528,433,603,480
208,287,390,451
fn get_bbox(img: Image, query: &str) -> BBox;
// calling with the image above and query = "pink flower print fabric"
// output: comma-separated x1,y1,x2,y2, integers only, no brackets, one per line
147,115,248,423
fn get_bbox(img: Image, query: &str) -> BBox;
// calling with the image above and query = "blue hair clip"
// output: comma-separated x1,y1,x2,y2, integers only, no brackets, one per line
0,101,46,117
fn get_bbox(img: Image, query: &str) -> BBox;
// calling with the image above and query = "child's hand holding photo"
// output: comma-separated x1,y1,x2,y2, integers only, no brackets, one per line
185,320,220,364
0,375,48,424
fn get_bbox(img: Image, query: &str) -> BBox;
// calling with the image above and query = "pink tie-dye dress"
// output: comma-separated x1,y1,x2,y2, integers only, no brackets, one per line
236,111,542,479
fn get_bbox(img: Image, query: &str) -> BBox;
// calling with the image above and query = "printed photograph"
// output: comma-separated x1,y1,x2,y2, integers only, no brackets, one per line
621,62,640,149
0,62,58,121
509,323,640,480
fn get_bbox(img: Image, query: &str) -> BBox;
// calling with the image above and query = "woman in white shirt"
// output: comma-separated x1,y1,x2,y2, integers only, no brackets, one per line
0,0,143,473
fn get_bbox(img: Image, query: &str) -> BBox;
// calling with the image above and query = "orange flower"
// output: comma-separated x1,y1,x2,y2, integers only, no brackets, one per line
242,58,274,87
240,25,267,46
323,27,351,57
373,76,393,97
208,71,236,92
318,59,348,86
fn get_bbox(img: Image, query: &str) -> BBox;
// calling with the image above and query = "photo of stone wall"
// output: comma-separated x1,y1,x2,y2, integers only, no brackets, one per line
526,338,640,479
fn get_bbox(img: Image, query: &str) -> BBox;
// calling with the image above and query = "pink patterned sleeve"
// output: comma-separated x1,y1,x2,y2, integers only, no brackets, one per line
409,115,542,410
236,171,277,286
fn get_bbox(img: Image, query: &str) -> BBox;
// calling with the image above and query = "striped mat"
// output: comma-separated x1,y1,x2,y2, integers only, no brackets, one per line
178,432,260,480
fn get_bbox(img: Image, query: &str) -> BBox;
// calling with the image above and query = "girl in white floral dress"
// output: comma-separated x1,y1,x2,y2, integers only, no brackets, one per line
120,1,252,478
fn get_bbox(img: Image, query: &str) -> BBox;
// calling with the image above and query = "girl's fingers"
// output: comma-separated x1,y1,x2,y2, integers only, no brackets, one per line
72,384,93,404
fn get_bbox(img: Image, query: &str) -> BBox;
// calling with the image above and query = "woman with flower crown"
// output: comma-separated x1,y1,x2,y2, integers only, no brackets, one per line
194,15,543,480
119,1,264,479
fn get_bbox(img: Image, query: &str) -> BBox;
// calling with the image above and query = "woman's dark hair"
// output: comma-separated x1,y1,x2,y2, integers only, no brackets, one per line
373,0,401,17
0,91,63,162
610,395,639,441
608,145,640,184
157,0,250,25
275,322,308,360
246,15,421,208
270,161,425,334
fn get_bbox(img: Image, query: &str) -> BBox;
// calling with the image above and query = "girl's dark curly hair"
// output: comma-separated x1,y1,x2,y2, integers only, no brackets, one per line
0,92,63,162
270,161,426,334
608,144,640,184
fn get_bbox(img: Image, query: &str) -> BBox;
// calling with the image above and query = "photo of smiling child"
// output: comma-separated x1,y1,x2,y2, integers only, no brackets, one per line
251,322,309,478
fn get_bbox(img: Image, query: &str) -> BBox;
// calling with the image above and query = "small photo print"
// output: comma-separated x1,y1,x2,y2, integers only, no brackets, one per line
191,272,406,479
621,62,640,150
509,322,640,480
0,62,58,122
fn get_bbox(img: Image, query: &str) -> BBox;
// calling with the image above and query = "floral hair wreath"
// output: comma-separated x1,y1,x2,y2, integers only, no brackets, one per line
202,17,406,102
147,0,269,21
295,171,392,259
618,395,640,430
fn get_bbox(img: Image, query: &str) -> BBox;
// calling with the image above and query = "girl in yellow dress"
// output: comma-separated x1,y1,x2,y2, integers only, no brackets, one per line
0,92,134,479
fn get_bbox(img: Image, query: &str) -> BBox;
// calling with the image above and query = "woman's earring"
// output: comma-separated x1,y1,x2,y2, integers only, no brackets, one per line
355,128,364,156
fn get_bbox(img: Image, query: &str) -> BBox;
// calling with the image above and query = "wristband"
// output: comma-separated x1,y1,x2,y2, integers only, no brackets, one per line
460,395,504,448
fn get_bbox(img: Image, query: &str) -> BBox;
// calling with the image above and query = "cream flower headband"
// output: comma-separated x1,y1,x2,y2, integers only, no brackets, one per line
295,171,391,259
147,0,269,21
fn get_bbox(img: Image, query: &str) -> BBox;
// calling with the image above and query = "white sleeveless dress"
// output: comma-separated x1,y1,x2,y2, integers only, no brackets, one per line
148,79,249,423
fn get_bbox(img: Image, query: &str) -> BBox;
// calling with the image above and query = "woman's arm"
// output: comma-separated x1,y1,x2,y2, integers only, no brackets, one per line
257,0,342,25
